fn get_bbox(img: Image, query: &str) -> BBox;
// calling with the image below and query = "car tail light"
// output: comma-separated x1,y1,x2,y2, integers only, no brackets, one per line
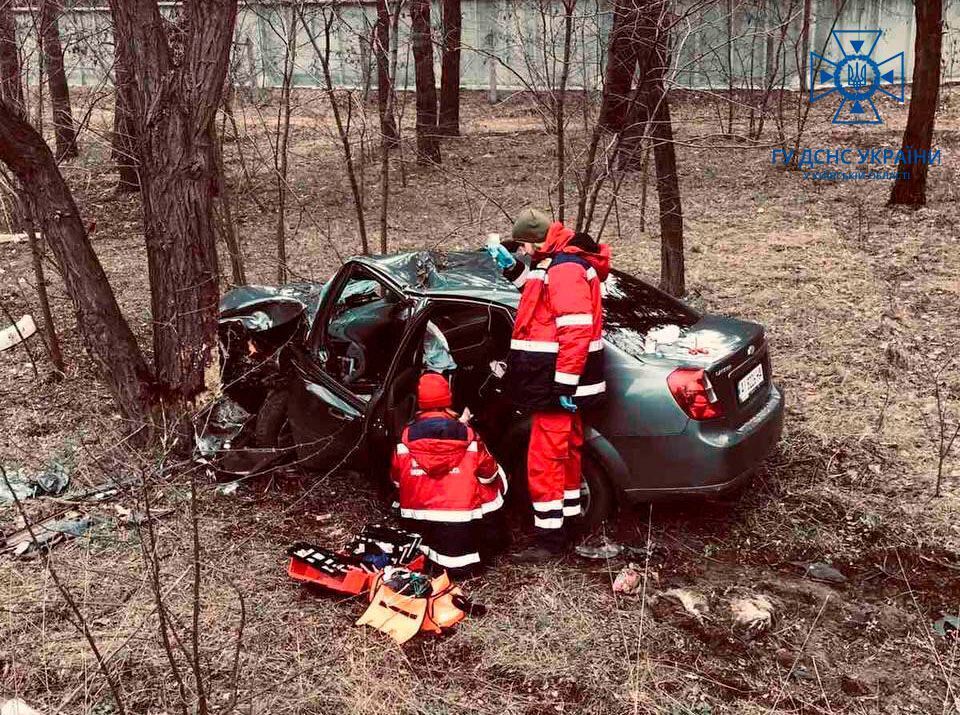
667,368,723,420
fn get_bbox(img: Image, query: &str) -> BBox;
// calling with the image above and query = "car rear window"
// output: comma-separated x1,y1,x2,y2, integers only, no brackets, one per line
603,271,700,354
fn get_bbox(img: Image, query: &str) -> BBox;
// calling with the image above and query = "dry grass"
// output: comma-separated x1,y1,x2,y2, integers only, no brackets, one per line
2,88,960,713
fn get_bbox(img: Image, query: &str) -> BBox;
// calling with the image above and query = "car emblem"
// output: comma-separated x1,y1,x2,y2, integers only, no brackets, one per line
747,345,756,356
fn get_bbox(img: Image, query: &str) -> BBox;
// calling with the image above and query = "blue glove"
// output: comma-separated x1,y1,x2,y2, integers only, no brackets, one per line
559,395,578,412
486,243,516,270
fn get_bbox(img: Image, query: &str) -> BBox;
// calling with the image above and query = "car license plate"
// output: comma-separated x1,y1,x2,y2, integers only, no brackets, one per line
737,363,764,403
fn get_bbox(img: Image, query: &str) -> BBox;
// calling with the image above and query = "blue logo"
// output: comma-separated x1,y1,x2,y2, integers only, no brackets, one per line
809,30,904,125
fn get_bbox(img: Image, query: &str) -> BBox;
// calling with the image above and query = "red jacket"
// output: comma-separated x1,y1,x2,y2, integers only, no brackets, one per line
390,411,505,522
504,223,610,410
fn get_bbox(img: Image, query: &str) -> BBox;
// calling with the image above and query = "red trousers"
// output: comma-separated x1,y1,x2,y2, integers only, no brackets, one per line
528,411,583,549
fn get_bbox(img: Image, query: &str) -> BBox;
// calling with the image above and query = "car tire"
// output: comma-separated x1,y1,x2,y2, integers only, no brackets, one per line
254,389,290,448
577,450,616,532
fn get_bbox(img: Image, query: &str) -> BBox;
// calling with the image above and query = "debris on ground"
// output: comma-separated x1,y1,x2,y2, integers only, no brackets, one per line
216,480,241,496
793,561,847,584
663,588,709,621
0,314,36,351
933,613,960,637
1,698,45,715
576,538,624,560
612,563,643,594
113,504,175,526
194,397,252,459
2,510,95,558
730,594,774,633
0,458,72,505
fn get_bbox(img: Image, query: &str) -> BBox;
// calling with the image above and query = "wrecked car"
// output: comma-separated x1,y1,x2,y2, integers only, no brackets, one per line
215,251,784,527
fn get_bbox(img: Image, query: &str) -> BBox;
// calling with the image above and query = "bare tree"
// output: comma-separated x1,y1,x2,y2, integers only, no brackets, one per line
40,0,78,160
375,0,399,146
410,0,440,164
890,0,943,206
109,0,239,406
275,3,297,283
555,0,575,222
112,32,139,192
0,0,22,108
300,5,370,254
1,1,63,375
438,0,462,136
0,100,153,420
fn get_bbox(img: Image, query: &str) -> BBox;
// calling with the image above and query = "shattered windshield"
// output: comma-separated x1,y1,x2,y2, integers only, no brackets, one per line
372,251,514,292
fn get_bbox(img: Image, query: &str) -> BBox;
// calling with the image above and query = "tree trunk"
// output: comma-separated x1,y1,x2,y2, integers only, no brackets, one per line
0,101,153,419
110,0,238,406
40,0,78,161
375,0,398,146
438,0,461,136
555,0,575,223
599,0,641,132
646,75,684,297
0,1,23,111
275,4,296,283
636,13,684,296
410,0,440,164
889,0,943,206
112,33,139,192
214,104,245,286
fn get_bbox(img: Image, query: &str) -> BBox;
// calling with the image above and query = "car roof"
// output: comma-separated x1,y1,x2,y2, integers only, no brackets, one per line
354,250,521,308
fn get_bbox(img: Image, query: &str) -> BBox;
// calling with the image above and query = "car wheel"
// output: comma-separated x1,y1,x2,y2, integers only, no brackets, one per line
254,389,291,448
577,451,616,531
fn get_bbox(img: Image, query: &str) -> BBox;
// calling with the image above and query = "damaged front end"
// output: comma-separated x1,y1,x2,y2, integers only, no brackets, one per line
196,283,325,475
217,283,323,413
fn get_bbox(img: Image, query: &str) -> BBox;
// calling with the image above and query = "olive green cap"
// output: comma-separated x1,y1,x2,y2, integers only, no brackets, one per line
511,208,551,242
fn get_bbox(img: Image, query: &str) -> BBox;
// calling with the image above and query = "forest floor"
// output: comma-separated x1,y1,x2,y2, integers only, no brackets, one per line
2,88,960,714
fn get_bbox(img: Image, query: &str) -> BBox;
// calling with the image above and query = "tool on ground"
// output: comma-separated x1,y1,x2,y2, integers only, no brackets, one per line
287,525,425,595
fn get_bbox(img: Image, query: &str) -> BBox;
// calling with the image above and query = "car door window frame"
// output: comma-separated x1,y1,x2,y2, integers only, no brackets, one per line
305,261,411,401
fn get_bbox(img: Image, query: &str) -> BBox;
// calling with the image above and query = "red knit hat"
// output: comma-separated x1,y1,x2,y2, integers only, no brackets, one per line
417,372,452,410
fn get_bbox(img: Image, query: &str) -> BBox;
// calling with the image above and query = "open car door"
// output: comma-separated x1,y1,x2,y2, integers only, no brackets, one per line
286,347,367,470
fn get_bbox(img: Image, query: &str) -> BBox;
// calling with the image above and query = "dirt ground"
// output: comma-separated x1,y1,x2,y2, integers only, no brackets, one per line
2,87,960,714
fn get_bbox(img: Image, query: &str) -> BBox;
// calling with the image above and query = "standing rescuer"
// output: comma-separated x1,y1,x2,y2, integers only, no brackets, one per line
488,208,611,562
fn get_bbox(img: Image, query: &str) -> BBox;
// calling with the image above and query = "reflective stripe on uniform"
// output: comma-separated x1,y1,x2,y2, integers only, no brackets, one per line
527,269,548,283
480,491,504,514
534,516,564,529
396,443,409,454
562,504,582,517
477,464,504,485
466,441,478,452
400,506,483,522
589,339,603,352
511,339,559,353
410,468,426,476
555,371,580,386
421,545,481,568
512,264,530,287
564,489,581,500
585,267,598,281
532,499,563,512
575,381,606,397
556,313,593,327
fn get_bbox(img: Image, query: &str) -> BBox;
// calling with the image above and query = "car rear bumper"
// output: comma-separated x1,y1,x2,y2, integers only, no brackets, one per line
615,383,785,501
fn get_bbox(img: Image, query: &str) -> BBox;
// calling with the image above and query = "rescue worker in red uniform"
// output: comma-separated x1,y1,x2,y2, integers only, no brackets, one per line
491,209,610,562
391,372,508,577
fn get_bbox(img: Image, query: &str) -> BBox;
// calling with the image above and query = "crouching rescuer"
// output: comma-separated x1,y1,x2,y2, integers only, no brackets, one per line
489,208,611,562
391,373,508,577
